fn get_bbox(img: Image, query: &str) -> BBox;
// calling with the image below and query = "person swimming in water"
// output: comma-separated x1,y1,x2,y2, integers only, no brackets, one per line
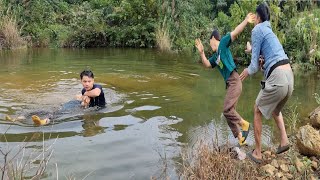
30,70,106,125
78,70,106,108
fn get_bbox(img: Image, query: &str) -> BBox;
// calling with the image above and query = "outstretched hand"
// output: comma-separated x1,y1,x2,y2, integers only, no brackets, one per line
76,94,82,101
245,41,252,54
195,38,204,54
239,68,249,81
77,95,91,108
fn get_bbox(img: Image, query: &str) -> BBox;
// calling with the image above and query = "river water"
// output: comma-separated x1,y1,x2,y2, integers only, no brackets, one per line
0,48,319,179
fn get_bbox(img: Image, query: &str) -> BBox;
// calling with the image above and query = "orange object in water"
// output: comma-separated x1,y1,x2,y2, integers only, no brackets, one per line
32,115,50,125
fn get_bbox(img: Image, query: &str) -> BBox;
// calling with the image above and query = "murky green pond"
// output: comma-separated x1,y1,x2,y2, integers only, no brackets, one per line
0,48,319,179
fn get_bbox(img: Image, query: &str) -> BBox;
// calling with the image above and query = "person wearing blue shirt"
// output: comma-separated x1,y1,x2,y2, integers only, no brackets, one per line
240,3,294,163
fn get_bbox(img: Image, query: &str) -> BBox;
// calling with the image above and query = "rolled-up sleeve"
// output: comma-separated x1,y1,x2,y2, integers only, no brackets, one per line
247,27,262,75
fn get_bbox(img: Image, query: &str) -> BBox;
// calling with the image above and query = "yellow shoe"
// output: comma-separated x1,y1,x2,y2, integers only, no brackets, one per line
239,137,247,146
32,115,50,125
241,120,250,131
241,120,250,143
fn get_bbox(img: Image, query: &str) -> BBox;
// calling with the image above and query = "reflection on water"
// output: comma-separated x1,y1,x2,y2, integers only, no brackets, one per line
0,48,319,179
81,114,105,137
187,119,273,148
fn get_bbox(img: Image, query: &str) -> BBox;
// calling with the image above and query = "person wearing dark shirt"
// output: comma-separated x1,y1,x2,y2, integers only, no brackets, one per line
79,70,106,108
195,13,255,146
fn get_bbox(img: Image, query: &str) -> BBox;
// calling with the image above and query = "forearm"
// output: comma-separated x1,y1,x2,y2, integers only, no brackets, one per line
248,29,262,75
247,62,259,75
231,19,249,41
83,89,100,97
247,47,260,75
200,52,211,68
247,48,261,75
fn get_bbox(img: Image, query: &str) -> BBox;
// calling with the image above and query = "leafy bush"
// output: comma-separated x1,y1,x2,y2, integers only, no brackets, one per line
211,0,320,67
0,0,319,69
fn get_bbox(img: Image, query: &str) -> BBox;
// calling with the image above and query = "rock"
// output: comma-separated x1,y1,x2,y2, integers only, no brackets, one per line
271,159,279,169
285,173,294,179
309,175,317,180
310,156,318,162
280,164,289,172
296,125,320,156
261,164,276,176
311,161,318,170
263,151,272,157
309,106,320,128
275,172,284,178
295,158,305,172
233,147,246,160
278,159,287,166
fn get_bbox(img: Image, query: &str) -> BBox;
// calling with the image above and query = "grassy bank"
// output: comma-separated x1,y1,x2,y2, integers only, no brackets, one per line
174,139,319,179
178,142,260,179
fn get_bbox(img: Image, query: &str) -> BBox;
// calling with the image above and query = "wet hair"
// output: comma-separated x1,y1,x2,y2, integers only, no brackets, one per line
256,3,270,22
80,70,94,79
210,29,221,41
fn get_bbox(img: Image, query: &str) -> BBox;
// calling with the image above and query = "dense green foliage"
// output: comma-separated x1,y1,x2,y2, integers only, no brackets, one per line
0,0,320,67
1,0,158,48
213,1,320,66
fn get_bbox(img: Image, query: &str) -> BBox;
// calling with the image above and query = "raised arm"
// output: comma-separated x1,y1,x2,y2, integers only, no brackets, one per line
230,13,255,42
83,87,101,97
195,39,212,68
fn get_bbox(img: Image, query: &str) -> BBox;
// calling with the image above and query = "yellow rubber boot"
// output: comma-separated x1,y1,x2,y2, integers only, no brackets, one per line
238,136,246,146
240,120,250,144
241,120,250,131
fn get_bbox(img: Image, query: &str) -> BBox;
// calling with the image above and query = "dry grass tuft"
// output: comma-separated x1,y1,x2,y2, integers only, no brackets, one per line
155,17,172,52
0,126,56,180
178,142,260,180
0,15,26,50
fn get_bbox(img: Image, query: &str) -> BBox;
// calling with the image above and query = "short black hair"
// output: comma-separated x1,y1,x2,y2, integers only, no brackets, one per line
256,3,270,22
80,70,94,79
210,29,221,41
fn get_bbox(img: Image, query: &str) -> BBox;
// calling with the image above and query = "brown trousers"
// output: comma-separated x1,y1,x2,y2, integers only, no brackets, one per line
223,71,243,138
